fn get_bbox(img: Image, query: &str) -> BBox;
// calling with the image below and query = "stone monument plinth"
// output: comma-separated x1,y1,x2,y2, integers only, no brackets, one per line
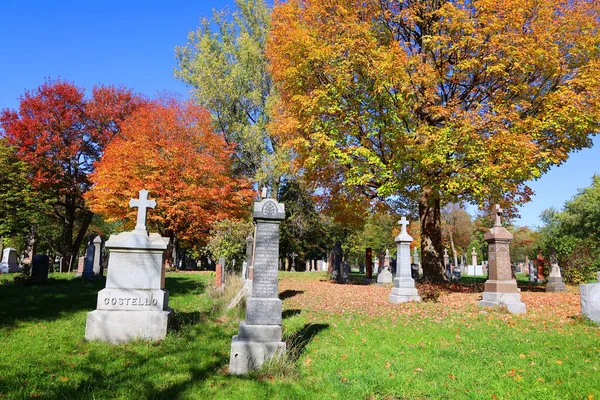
546,249,567,292
479,205,526,314
230,196,286,374
85,189,171,344
389,216,421,303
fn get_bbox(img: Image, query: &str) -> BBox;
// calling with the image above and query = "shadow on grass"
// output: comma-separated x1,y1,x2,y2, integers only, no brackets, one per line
0,276,105,329
0,274,208,330
279,289,304,300
285,323,329,362
282,309,301,319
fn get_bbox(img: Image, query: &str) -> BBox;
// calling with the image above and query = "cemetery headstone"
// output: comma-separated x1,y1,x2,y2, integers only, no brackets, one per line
219,257,226,286
77,256,85,276
365,248,373,280
333,240,343,282
85,189,171,343
443,248,451,278
359,263,365,274
524,256,530,275
229,196,286,374
82,236,95,281
0,248,19,273
536,249,546,282
93,236,103,276
31,254,49,283
580,279,600,324
305,260,310,272
377,248,393,285
242,261,248,281
546,248,567,292
246,233,254,268
216,262,223,289
452,265,461,280
529,260,536,282
479,205,526,314
343,262,350,281
389,216,421,303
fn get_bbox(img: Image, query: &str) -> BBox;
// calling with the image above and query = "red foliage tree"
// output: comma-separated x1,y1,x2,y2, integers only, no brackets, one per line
85,97,254,255
0,79,145,270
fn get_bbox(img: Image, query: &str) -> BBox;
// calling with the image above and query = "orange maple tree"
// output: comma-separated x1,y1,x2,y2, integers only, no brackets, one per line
86,97,254,248
268,0,600,280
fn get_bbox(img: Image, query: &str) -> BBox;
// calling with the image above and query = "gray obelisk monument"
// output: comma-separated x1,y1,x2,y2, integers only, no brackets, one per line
229,194,286,374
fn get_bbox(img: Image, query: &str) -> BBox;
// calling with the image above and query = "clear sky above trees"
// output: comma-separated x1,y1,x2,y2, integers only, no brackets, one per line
0,0,597,228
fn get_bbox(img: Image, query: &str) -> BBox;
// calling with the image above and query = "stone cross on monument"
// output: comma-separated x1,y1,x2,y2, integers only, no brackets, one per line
129,189,156,234
494,204,503,227
398,216,409,234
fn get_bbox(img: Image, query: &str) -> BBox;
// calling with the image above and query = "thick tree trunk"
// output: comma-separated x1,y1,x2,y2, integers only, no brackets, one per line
419,188,447,282
71,210,93,270
61,195,76,272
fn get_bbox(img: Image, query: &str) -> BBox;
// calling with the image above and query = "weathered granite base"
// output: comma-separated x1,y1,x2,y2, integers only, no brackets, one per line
479,290,526,314
245,298,282,325
376,267,393,285
229,320,285,374
388,278,421,303
580,283,600,324
546,277,567,292
230,320,286,374
85,309,172,344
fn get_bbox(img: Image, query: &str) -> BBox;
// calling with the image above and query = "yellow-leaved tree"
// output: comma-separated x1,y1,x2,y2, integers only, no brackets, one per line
267,0,600,280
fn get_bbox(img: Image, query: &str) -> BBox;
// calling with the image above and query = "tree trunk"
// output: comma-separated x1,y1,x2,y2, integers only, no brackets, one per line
71,210,93,270
419,188,447,282
61,195,76,272
449,230,458,268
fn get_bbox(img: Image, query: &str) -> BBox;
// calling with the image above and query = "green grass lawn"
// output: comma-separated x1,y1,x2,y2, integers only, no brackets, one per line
0,271,598,399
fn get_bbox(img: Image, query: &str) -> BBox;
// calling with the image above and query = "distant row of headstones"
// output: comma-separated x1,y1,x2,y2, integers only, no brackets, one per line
0,234,104,283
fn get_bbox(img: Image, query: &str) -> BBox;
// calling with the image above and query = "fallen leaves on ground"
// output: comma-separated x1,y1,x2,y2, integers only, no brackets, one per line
279,277,582,324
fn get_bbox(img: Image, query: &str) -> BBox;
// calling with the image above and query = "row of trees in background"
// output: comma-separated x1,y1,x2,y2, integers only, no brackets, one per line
1,0,599,281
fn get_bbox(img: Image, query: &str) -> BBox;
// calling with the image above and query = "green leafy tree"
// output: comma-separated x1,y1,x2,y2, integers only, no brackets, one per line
206,219,254,272
278,178,333,266
537,175,600,283
175,0,284,188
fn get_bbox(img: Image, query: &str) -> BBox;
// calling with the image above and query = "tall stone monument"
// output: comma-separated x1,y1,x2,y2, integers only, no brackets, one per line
92,235,103,276
85,189,171,344
546,248,567,292
479,205,526,314
389,216,421,303
230,196,286,374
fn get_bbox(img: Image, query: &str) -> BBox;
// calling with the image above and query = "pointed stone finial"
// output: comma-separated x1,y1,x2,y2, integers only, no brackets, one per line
494,204,503,227
129,189,156,233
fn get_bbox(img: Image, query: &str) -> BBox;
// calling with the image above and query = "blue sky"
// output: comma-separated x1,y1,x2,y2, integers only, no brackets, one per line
1,0,598,229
